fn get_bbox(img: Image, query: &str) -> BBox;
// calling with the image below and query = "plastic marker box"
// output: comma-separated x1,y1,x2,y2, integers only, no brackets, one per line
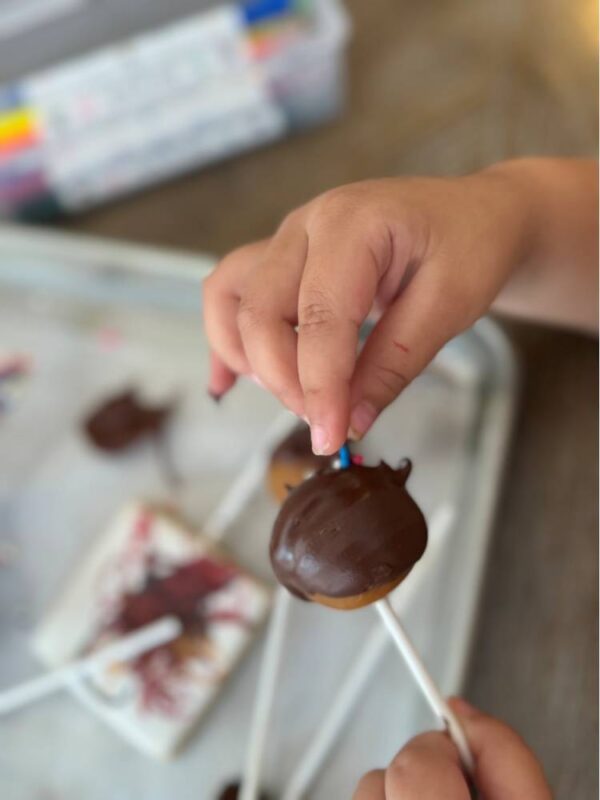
0,0,350,220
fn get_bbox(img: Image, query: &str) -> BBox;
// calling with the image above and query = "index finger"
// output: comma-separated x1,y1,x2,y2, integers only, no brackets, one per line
297,197,391,454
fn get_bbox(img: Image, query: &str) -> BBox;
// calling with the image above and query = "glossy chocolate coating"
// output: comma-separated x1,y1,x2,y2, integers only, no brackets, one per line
84,389,171,452
270,461,427,601
270,423,330,470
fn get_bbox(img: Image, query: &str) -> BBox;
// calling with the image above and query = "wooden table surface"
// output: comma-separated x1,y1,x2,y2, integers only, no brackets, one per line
59,1,597,795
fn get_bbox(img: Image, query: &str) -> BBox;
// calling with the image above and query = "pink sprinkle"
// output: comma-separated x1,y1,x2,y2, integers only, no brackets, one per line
351,455,364,465
98,327,123,351
0,354,31,380
133,512,154,542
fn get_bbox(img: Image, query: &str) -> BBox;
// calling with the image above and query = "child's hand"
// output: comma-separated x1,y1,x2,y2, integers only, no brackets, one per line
203,159,597,454
204,170,527,451
353,698,552,800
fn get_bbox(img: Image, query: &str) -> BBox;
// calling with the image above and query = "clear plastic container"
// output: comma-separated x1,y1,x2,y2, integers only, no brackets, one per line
0,0,352,219
263,0,351,129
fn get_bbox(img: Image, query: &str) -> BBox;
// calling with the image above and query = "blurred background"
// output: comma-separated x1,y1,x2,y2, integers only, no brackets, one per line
0,0,598,797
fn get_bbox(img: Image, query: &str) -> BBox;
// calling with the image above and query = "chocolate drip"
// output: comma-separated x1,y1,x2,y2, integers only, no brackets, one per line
84,389,172,452
270,461,427,600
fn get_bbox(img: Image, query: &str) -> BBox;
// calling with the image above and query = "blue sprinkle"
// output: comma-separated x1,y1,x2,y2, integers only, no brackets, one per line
338,444,351,469
241,0,295,25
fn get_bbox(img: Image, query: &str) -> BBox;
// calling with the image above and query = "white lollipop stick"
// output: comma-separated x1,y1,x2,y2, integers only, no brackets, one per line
375,598,475,774
281,505,455,800
203,411,294,542
240,587,292,800
0,616,182,716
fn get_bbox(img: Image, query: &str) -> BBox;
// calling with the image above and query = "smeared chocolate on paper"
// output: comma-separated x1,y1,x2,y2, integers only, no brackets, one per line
106,555,246,713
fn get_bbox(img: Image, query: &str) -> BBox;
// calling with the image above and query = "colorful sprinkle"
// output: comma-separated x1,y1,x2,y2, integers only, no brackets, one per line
338,443,351,469
0,352,31,414
97,326,124,352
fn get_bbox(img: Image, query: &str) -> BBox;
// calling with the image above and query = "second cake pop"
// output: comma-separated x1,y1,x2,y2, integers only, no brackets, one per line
267,422,331,503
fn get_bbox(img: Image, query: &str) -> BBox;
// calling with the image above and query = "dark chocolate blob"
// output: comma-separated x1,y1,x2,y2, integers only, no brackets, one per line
270,461,427,600
84,389,171,452
217,783,240,800
216,782,270,800
270,423,330,469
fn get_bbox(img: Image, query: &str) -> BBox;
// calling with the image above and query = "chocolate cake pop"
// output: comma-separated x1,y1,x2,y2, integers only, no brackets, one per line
270,460,427,609
267,423,331,502
84,389,172,452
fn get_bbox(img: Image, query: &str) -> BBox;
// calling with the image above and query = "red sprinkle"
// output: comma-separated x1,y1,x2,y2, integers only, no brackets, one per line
132,512,153,543
98,327,124,351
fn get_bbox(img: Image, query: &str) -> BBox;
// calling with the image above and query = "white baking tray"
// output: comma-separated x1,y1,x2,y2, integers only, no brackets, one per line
0,224,516,799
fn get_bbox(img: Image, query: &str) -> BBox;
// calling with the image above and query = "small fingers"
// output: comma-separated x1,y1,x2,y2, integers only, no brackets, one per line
349,266,456,439
237,212,308,417
352,769,386,800
449,698,553,800
297,192,393,454
385,731,470,800
203,240,269,378
208,350,237,400
353,700,552,800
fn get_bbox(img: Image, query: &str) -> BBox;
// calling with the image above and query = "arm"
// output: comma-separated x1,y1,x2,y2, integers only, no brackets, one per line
490,158,598,333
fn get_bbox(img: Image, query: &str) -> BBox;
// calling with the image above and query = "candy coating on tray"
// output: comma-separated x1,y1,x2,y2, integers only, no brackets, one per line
84,389,172,452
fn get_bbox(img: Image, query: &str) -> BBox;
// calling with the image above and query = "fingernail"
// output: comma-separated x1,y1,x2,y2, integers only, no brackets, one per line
449,697,479,719
310,424,331,456
207,389,222,404
349,401,377,440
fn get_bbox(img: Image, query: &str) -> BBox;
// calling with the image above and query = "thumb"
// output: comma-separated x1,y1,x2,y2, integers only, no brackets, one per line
348,267,461,440
449,698,553,800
